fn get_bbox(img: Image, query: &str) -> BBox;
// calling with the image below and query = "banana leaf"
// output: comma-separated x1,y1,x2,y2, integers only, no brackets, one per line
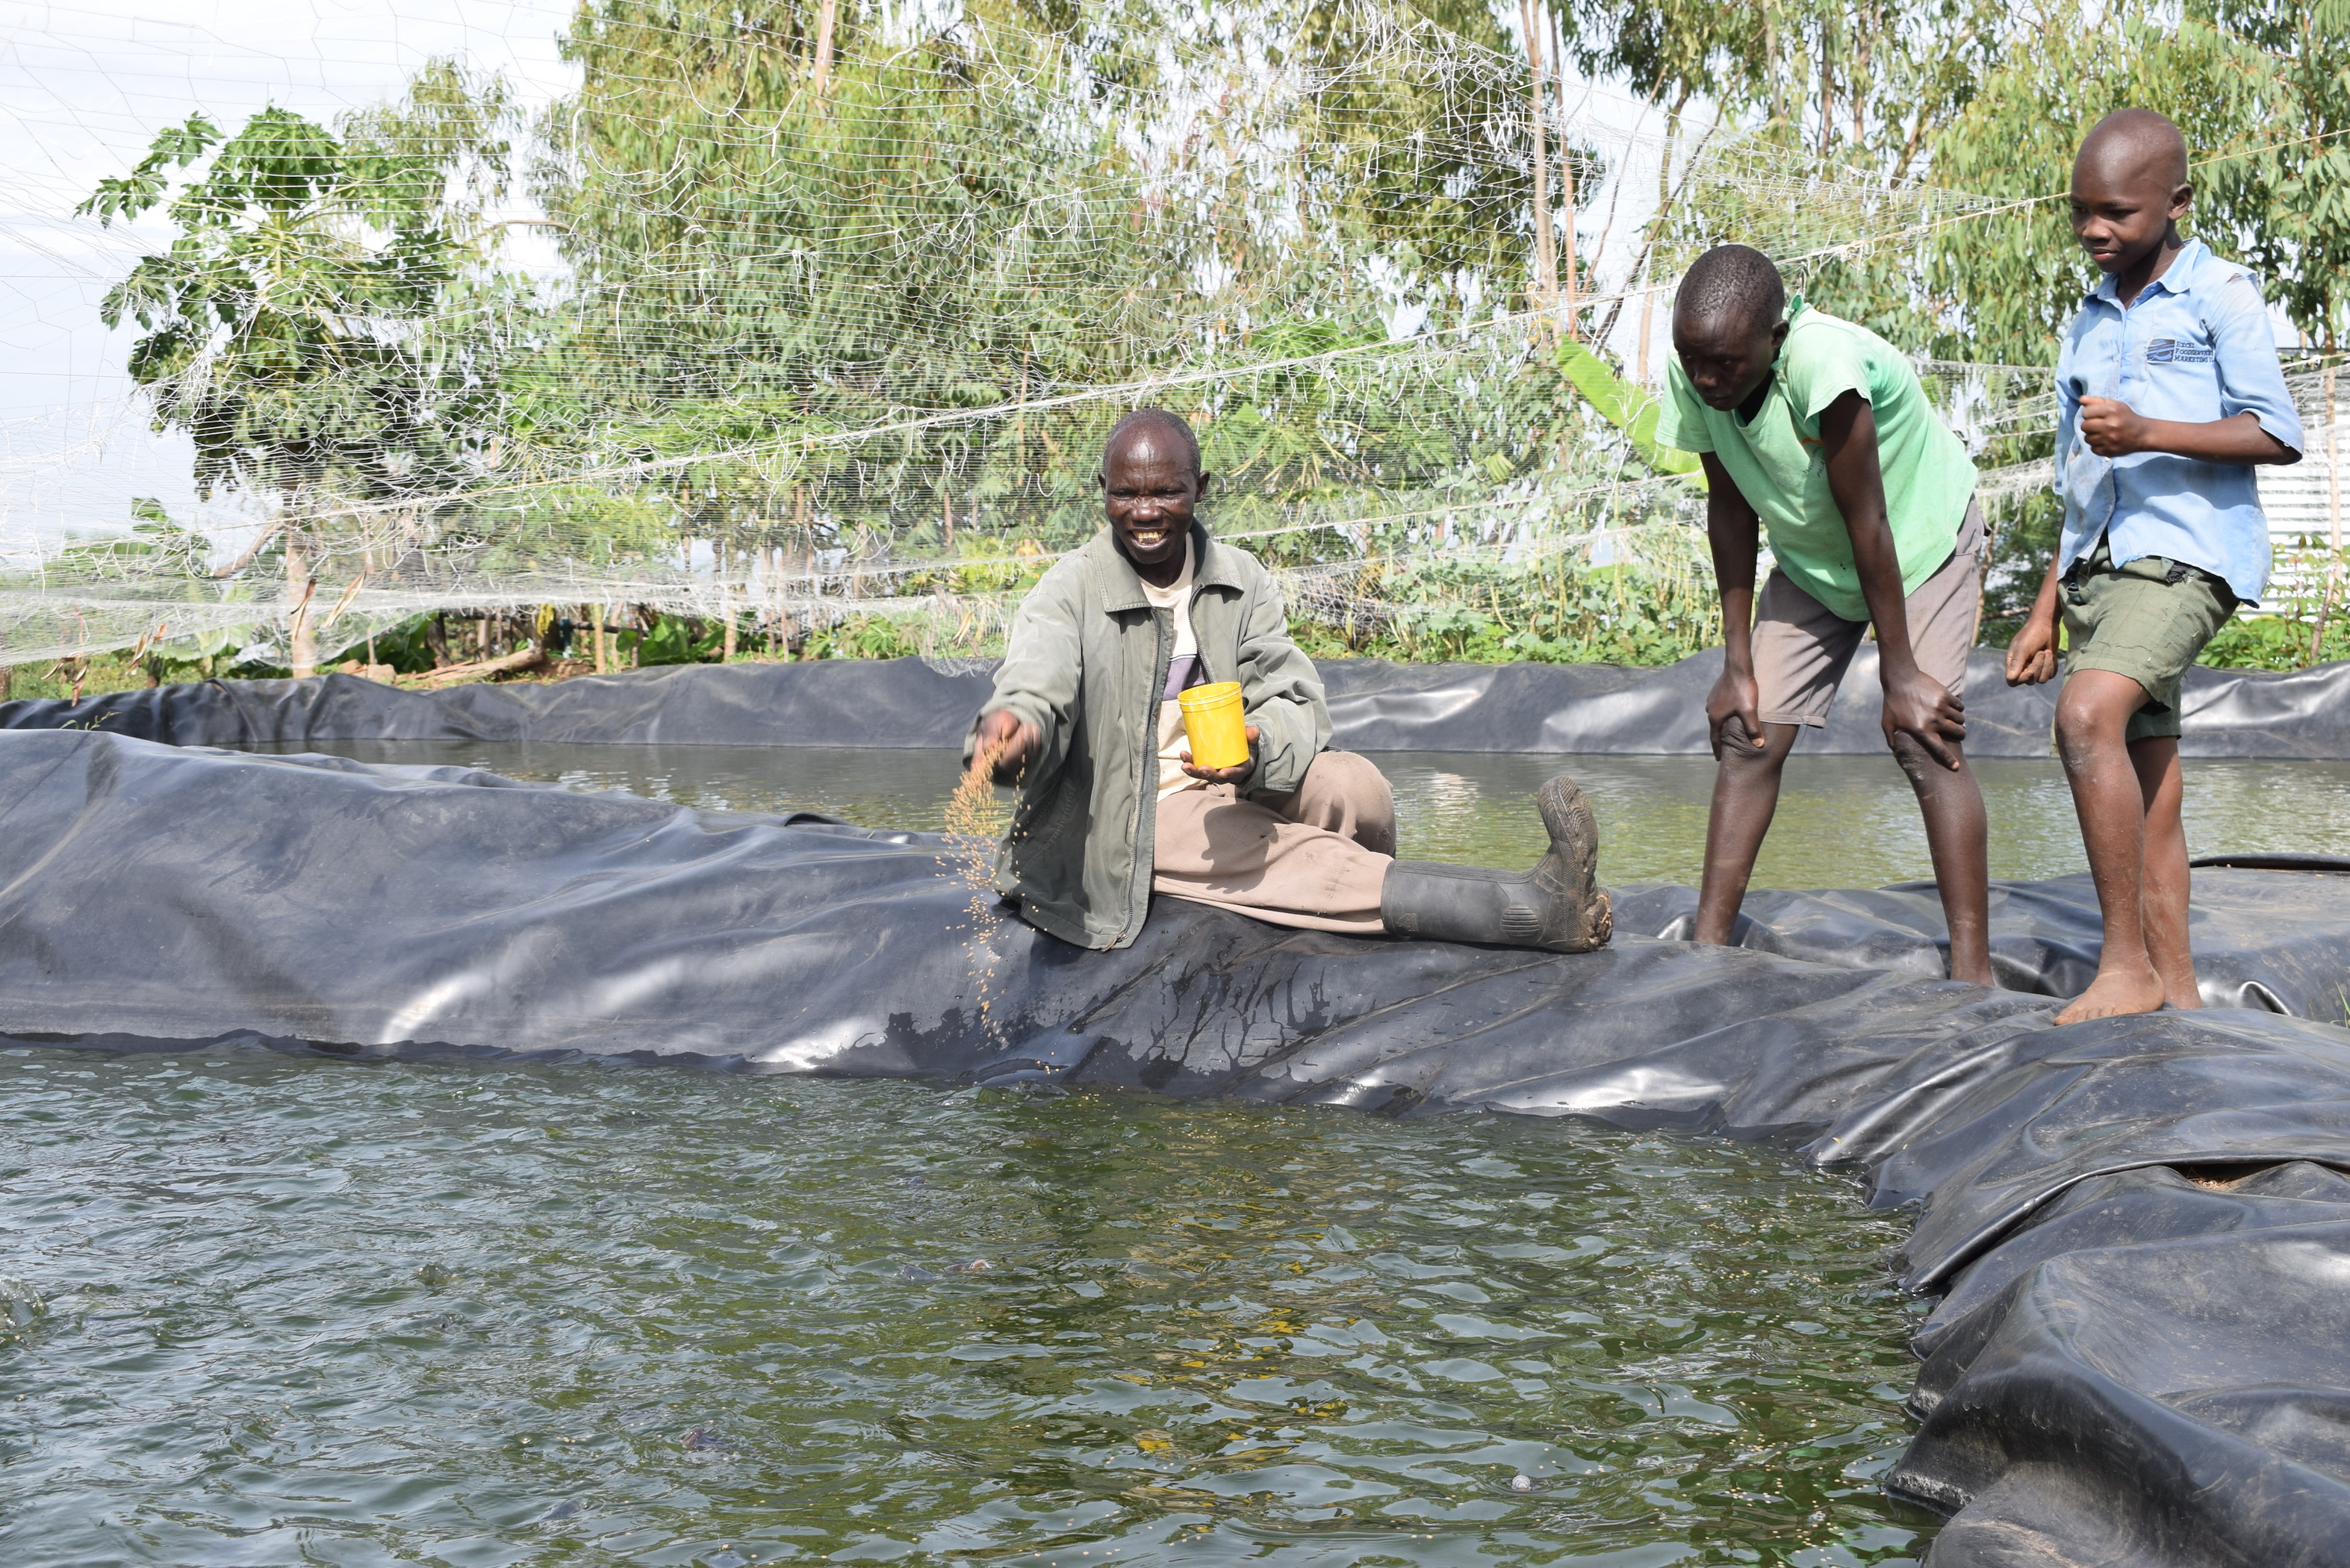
1555,340,1703,481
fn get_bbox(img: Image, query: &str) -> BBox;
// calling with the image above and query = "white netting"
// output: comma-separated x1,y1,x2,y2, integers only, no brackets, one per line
0,0,2284,672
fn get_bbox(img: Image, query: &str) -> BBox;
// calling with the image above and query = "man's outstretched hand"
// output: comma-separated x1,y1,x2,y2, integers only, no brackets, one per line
2004,613,2060,687
1179,724,1259,785
1881,664,1965,769
974,708,1042,783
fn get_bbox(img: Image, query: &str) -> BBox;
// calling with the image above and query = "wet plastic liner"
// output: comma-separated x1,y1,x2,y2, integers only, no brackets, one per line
2,729,2349,1564
13,648,2350,756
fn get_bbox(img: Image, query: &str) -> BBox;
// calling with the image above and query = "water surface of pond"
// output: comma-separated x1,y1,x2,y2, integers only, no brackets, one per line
1,1054,1934,1566
260,741,2350,889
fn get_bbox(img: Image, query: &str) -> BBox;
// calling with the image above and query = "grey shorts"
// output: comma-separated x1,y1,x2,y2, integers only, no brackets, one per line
1754,500,1984,728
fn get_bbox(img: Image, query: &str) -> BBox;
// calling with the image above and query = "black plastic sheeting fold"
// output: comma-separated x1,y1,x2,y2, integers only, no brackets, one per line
12,647,2350,756
4,730,2349,1563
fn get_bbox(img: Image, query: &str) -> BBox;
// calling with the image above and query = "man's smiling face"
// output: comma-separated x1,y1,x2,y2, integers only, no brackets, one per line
1099,427,1206,570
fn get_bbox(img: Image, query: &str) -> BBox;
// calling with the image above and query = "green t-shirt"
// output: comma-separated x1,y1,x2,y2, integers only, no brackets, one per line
1654,299,1977,623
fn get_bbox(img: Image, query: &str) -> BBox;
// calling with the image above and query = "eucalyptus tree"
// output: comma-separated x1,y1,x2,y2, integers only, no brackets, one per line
527,0,1597,575
1924,0,2350,370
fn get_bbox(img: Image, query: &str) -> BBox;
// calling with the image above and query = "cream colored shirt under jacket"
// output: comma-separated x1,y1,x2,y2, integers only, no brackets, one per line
1139,542,1204,799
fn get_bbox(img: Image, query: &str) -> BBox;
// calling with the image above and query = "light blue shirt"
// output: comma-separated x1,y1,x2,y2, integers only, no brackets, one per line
2055,238,2303,605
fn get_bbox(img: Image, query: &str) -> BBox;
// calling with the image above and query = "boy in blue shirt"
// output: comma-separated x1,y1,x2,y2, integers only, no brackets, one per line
2005,109,2302,1023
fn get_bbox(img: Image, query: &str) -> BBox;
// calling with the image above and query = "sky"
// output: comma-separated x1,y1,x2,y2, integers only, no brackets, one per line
0,0,581,550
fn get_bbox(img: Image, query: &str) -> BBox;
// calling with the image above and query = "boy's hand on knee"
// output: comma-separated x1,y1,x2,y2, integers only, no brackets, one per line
1180,724,1259,785
2005,614,2060,687
1881,666,1965,769
1706,666,1765,760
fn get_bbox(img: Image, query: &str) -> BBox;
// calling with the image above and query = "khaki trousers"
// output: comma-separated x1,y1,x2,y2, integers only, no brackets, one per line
1151,750,1395,935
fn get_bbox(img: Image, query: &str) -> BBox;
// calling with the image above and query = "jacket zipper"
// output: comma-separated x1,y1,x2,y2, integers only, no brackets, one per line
1117,578,1178,947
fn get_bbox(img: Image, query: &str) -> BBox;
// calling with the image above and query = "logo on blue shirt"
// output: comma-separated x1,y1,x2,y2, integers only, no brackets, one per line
2145,337,2214,364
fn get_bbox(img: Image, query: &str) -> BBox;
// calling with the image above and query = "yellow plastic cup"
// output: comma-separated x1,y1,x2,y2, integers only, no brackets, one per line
1178,681,1250,771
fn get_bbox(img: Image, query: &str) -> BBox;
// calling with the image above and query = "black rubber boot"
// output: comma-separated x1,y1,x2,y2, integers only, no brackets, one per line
1378,774,1612,953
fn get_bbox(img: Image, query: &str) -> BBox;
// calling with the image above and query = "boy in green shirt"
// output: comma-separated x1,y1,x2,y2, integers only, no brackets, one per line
1655,244,1992,984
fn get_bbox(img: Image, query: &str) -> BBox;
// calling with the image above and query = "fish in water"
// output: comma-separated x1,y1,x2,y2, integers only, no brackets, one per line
681,1428,731,1452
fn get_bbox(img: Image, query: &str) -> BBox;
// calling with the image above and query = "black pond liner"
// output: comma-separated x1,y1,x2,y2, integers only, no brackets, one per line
3,662,2349,1564
13,645,2350,757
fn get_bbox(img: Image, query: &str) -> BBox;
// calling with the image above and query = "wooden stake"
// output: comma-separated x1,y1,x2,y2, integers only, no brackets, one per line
285,533,319,679
811,0,837,105
722,547,739,662
1636,270,1656,385
2315,364,2341,666
1518,0,1555,344
1553,13,1576,338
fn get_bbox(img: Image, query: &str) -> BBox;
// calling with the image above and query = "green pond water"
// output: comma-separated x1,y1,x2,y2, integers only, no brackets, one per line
261,741,2350,887
0,1052,1932,1568
16,744,2346,1565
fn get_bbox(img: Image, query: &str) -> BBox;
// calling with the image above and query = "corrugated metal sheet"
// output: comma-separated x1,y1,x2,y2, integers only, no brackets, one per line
2260,414,2344,609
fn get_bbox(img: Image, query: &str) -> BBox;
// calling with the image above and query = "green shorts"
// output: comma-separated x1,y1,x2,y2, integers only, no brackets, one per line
2060,535,2237,743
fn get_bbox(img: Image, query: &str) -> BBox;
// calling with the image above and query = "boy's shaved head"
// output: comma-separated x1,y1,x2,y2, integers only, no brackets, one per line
2069,108,2192,290
1105,407,1202,474
2075,109,2189,193
1673,244,1786,332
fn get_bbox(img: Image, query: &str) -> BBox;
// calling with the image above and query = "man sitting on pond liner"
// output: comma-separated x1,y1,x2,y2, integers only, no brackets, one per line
967,408,1612,955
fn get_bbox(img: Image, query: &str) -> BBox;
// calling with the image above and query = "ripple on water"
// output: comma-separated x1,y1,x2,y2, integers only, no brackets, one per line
0,1048,1936,1566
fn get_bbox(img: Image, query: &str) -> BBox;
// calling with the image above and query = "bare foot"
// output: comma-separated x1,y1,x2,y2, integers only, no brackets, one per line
2154,962,2204,1012
2054,963,2166,1025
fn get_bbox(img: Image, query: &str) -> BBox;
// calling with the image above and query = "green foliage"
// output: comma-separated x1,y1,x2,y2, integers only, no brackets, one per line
1975,491,2065,647
1927,0,2350,363
2198,612,2350,668
1294,541,1720,667
803,615,929,661
317,615,441,675
1558,0,2009,316
79,114,221,225
2195,0,2350,348
40,507,214,580
130,0,2350,679
510,0,1614,576
81,66,514,503
635,615,727,666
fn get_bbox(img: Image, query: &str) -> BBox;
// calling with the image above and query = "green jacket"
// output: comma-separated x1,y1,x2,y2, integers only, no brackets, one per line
970,524,1332,950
